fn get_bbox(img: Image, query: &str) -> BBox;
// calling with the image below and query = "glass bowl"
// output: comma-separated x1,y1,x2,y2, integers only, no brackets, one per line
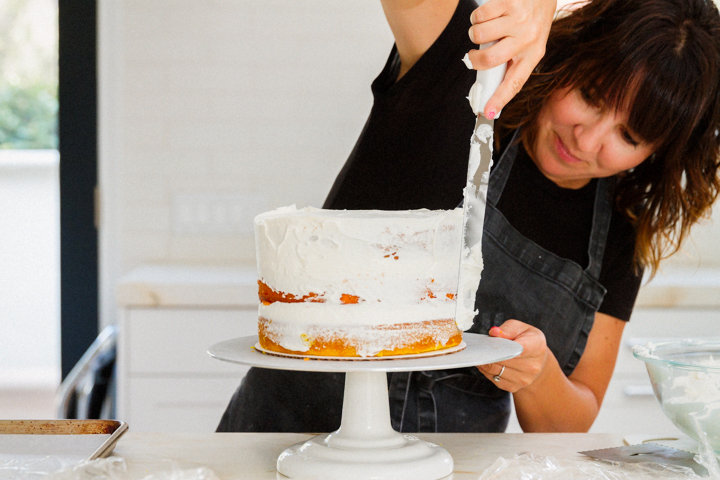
633,338,720,452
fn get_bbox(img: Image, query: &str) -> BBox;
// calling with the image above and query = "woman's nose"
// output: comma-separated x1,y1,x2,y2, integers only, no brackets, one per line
574,117,612,153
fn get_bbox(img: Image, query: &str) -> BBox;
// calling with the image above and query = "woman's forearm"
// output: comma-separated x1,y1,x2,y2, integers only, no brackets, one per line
482,314,624,432
512,350,600,432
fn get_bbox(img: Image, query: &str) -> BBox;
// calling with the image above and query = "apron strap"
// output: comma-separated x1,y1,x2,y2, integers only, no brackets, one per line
487,129,522,206
585,178,613,278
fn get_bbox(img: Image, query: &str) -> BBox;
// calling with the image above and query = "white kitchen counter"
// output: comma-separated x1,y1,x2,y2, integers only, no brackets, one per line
111,432,629,479
116,265,258,307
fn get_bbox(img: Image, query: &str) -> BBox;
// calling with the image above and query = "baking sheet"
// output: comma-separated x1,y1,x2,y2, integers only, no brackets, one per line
0,420,127,460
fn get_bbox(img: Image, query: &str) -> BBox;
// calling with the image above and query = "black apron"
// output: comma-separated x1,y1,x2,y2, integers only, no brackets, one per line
216,131,611,433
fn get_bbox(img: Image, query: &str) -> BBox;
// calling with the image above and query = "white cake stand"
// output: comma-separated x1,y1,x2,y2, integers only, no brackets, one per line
208,333,522,480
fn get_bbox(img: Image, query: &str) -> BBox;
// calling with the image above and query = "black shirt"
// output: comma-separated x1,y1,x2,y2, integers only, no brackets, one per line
323,0,476,211
324,0,642,321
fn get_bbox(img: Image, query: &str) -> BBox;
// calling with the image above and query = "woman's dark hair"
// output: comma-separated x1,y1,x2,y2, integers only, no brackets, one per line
498,0,720,275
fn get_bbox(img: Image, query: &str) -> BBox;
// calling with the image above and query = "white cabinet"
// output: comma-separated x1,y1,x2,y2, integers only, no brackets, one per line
116,266,258,432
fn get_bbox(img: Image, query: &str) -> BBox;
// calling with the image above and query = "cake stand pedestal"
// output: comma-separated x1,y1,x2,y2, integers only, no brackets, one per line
208,333,522,480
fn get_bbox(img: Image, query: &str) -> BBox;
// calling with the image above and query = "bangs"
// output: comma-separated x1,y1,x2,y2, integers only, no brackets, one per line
564,64,687,147
549,0,718,149
561,54,704,150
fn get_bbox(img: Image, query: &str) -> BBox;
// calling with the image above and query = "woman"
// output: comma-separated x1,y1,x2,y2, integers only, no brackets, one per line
470,0,720,432
218,0,720,433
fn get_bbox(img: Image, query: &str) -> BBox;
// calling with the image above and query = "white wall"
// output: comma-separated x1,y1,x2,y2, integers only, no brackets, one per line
99,1,394,326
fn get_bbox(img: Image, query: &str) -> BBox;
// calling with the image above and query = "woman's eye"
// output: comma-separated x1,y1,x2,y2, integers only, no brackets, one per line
580,87,601,107
621,128,640,146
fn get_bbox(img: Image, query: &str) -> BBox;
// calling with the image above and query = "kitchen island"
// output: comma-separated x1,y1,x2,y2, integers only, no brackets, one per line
110,432,638,479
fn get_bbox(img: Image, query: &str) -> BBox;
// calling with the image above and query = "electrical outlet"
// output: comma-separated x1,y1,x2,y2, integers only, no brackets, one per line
172,193,268,234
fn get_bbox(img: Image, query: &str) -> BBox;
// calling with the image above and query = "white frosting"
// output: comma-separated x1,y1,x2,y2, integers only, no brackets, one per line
462,54,485,116
657,368,720,451
462,53,473,70
463,53,502,118
256,206,462,306
467,82,484,116
260,301,455,327
663,357,720,436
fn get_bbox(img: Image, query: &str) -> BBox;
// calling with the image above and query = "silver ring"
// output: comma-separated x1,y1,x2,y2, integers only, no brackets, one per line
493,365,505,382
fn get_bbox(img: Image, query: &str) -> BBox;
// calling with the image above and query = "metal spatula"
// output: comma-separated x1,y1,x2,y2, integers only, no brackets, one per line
455,3,507,331
580,443,708,476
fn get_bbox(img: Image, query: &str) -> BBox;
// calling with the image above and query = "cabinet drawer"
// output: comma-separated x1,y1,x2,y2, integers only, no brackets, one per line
125,307,258,374
125,376,247,432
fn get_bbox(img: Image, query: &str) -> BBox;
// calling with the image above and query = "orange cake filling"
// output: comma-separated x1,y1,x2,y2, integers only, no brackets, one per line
258,316,462,357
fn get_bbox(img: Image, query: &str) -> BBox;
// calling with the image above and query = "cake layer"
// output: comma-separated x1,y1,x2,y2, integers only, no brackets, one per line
255,206,463,307
258,315,462,357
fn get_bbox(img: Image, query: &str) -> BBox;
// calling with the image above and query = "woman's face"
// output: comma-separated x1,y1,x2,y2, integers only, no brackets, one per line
531,87,655,189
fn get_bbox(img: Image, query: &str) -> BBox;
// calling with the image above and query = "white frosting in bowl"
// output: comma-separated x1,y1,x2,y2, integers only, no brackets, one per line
634,339,720,452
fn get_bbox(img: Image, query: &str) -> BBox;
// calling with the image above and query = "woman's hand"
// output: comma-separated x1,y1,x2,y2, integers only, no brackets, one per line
466,0,556,118
477,320,549,392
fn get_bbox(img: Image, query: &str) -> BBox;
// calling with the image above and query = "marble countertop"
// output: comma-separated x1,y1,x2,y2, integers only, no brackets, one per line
116,264,720,309
110,432,630,480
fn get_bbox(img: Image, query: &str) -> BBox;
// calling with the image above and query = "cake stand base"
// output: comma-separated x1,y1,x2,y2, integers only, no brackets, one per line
276,371,453,480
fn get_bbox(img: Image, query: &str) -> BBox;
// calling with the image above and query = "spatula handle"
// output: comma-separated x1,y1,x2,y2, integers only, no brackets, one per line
470,0,507,116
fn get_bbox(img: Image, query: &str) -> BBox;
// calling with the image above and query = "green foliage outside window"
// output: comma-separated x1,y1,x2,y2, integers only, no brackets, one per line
0,0,58,150
0,81,57,149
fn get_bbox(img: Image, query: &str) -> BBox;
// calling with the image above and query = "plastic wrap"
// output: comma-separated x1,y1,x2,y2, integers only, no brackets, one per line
0,456,221,480
477,452,703,479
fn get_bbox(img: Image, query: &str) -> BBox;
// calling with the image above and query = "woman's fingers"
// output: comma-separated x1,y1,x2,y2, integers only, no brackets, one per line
470,0,509,27
478,321,549,392
469,13,511,47
488,325,510,339
469,0,555,49
478,362,508,381
466,0,556,115
488,53,539,114
479,361,520,391
467,37,545,116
